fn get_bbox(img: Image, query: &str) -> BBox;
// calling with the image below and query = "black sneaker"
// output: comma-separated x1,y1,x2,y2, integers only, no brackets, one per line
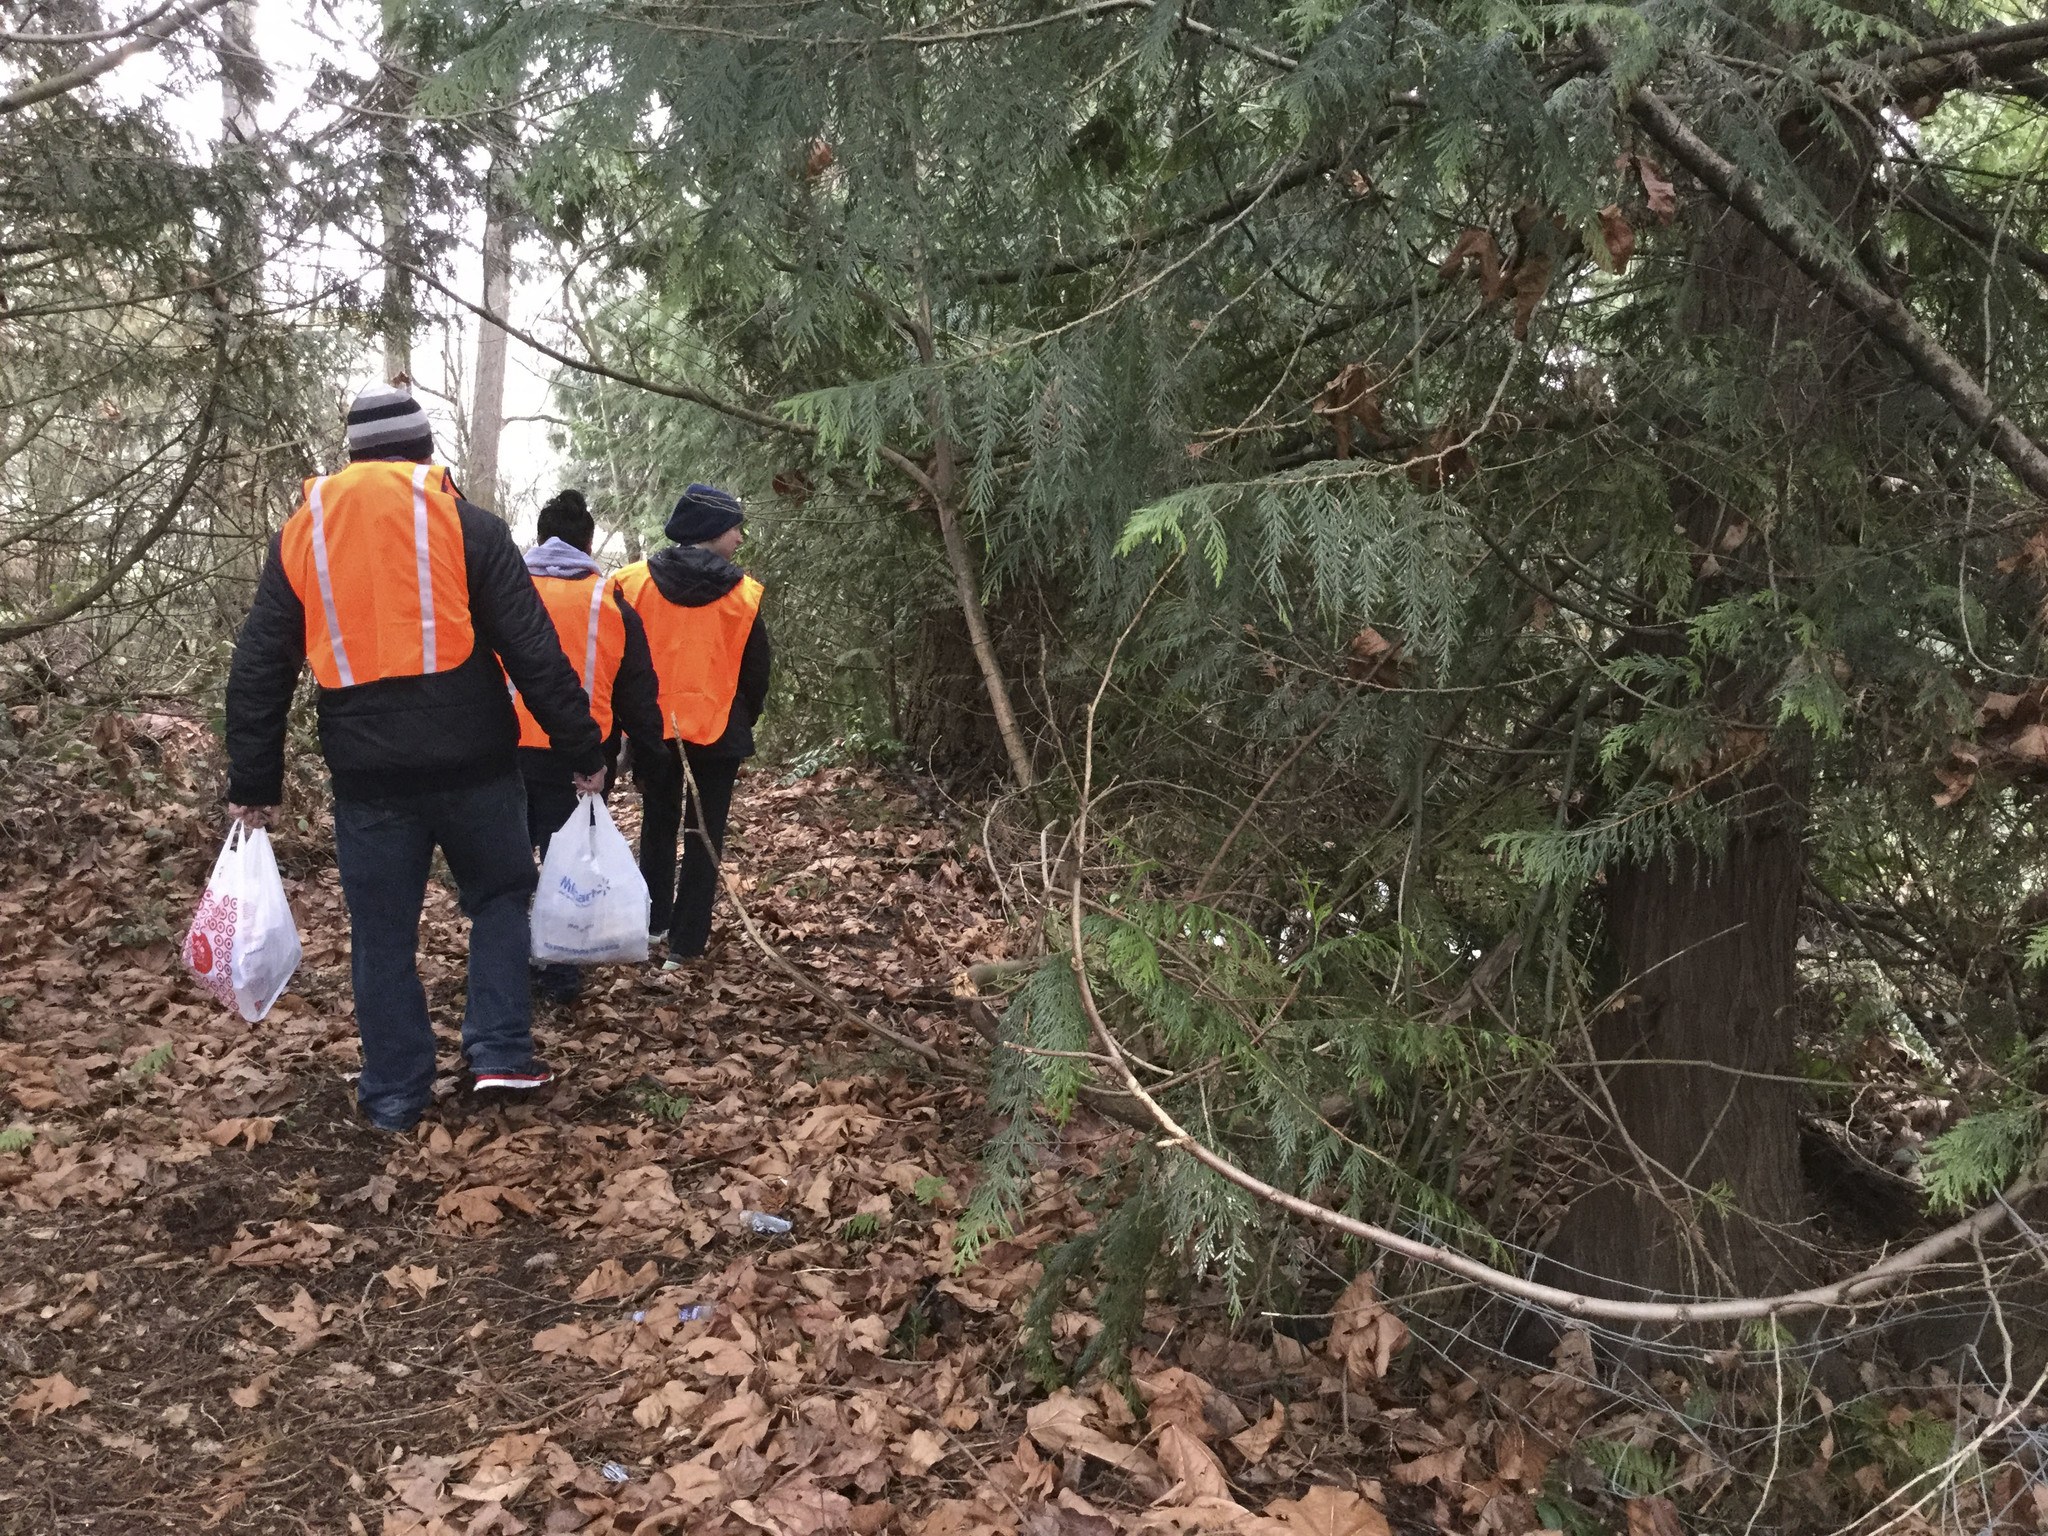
469,1060,556,1096
532,963,583,1003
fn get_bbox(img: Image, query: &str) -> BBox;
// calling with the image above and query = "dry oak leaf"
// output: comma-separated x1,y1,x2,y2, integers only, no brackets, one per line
1264,1485,1392,1536
381,1264,443,1300
733,1475,856,1535
449,1429,550,1504
11,1371,91,1422
204,1116,276,1150
1230,1401,1287,1465
1626,1497,1685,1536
633,1379,704,1430
1026,1388,1165,1481
1326,1269,1409,1384
254,1284,331,1353
900,1426,950,1475
571,1257,659,1302
679,1332,756,1377
1155,1423,1233,1505
661,1453,724,1508
1023,1492,1120,1535
918,1497,1017,1535
1136,1365,1220,1441
228,1370,274,1410
1392,1444,1466,1490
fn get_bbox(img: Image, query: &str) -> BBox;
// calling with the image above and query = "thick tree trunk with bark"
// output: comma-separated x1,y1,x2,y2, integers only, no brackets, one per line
468,151,514,512
1552,823,1808,1299
1545,71,1881,1313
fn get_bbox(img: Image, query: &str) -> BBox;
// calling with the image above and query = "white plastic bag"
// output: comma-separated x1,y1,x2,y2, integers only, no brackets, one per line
183,822,303,1022
531,795,650,964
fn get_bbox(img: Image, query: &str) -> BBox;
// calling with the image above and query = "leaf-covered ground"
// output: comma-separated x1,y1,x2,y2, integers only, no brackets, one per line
0,711,1993,1536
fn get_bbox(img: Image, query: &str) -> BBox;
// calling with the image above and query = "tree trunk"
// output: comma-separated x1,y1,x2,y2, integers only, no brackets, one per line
1551,827,1808,1301
375,26,416,384
1542,58,1882,1315
468,150,515,511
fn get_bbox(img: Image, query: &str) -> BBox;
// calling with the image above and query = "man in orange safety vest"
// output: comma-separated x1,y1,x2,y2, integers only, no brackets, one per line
512,489,672,1002
615,483,771,969
224,383,605,1130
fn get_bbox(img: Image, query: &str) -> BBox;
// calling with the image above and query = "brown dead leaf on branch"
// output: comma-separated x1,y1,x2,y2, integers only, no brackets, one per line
1618,153,1678,223
1596,205,1635,273
1438,227,1507,301
1934,683,2048,805
1315,363,1385,459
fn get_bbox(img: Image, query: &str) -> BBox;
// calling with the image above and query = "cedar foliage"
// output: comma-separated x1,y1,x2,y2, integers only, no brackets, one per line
495,0,2048,1322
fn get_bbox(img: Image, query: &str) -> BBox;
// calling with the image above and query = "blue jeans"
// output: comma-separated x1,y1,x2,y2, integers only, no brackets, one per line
333,773,539,1128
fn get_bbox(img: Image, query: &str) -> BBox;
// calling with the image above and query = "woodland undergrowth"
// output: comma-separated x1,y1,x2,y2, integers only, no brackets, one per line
0,706,2029,1536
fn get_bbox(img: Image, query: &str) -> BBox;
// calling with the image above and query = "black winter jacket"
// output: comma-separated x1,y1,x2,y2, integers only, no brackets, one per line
642,543,772,759
226,485,605,804
517,589,673,792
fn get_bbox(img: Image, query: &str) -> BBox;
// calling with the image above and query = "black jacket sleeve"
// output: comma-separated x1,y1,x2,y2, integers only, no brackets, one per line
735,611,772,729
609,594,673,789
459,501,605,775
224,533,306,805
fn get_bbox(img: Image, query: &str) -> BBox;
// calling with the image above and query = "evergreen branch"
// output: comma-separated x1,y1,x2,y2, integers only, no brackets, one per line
0,380,222,645
1057,572,2048,1325
0,0,233,115
1625,87,2048,503
970,151,1345,286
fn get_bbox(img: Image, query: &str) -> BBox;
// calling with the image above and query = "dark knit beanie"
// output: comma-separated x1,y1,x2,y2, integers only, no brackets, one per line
345,382,435,461
665,483,744,545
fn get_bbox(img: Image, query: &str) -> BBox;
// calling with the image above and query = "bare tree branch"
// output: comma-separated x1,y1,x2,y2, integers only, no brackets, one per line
0,0,234,115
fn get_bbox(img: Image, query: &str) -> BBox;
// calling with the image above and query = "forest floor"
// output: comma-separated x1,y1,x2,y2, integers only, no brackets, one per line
0,710,1970,1536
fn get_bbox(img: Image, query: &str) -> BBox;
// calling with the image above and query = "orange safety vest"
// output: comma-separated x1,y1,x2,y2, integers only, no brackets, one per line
278,461,473,689
511,573,627,747
615,563,764,745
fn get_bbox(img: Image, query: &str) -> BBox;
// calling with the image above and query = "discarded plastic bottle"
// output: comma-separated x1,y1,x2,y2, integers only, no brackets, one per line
677,1303,713,1322
743,1211,792,1236
601,1462,630,1483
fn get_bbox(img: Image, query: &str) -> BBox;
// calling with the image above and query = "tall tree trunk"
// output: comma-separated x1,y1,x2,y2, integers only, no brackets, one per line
1543,74,1881,1312
375,20,416,384
468,148,515,511
212,0,266,588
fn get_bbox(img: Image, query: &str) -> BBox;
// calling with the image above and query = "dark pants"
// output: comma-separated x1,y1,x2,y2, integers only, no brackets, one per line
332,773,539,1128
521,767,585,1000
640,743,741,957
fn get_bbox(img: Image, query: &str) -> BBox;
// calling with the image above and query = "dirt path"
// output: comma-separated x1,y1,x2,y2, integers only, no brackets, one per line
0,722,1512,1536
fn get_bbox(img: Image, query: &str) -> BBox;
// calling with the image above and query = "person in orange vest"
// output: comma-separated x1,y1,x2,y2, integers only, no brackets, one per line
616,484,771,969
513,489,672,1003
222,383,606,1131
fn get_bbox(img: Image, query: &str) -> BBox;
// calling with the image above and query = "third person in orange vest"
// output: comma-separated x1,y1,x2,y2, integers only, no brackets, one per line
513,489,674,1003
615,483,771,970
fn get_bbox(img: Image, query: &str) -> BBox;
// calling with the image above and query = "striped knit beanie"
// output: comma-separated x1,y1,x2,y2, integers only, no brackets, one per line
345,382,434,462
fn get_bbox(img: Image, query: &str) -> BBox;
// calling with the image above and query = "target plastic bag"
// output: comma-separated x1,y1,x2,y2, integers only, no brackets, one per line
183,822,303,1022
531,795,650,964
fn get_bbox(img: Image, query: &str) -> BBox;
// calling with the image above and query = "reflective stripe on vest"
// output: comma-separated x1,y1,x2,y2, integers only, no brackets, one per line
616,564,763,745
512,572,626,748
279,460,474,689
